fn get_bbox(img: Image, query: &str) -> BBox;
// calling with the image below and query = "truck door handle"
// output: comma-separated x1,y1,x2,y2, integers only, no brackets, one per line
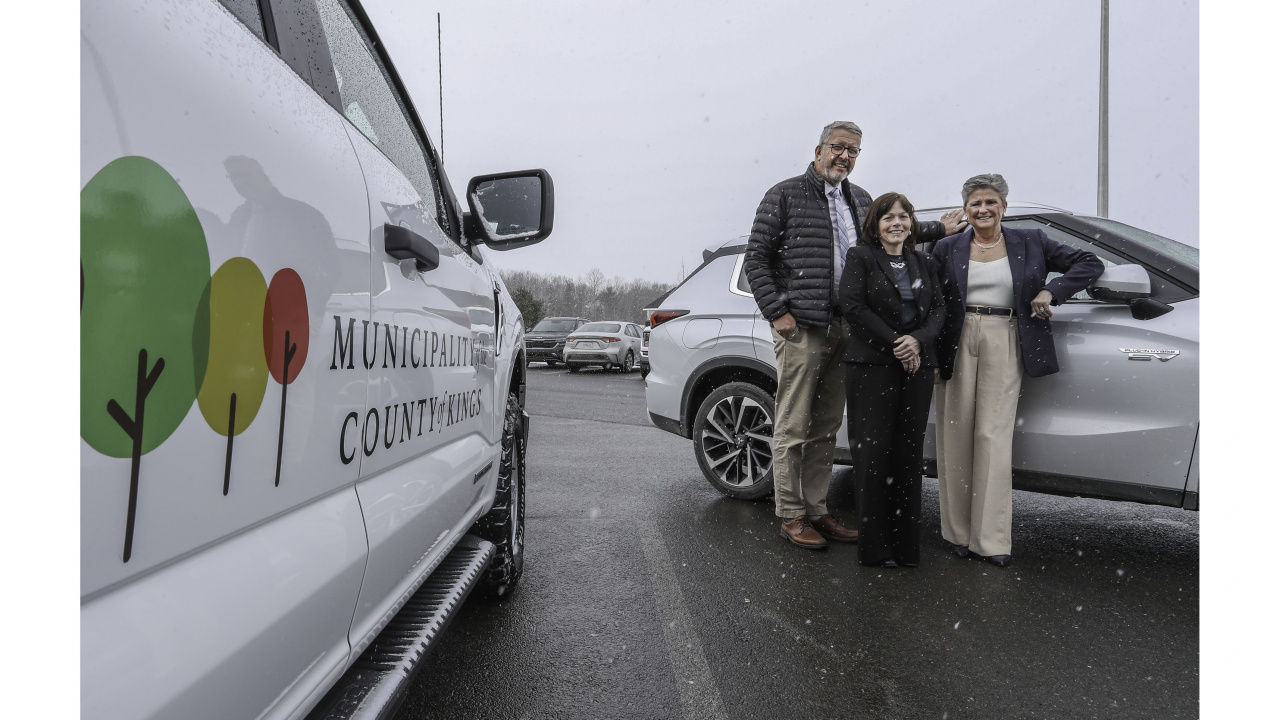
383,224,440,272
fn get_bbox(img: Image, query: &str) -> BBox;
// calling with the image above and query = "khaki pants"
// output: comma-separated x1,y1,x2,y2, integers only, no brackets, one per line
936,312,1023,557
771,318,848,519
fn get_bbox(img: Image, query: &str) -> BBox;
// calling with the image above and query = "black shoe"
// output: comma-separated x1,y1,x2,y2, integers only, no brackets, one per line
881,560,899,568
987,554,1012,567
951,544,971,558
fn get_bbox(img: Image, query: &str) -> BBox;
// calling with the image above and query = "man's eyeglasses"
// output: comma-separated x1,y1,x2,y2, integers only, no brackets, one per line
826,144,862,157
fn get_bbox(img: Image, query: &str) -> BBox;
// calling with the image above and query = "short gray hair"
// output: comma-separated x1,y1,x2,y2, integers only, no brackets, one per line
961,173,1009,205
819,121,863,146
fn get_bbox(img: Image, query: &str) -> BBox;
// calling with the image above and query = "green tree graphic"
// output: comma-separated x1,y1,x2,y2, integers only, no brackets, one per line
263,268,309,486
81,156,211,562
197,258,269,495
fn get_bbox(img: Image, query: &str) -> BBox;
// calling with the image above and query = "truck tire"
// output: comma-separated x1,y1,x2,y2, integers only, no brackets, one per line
692,381,775,500
475,392,526,597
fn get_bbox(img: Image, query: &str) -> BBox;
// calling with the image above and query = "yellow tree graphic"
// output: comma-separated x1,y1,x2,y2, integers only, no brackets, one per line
197,258,269,495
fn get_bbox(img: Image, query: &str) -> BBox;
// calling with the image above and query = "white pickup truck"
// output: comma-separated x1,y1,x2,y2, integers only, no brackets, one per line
81,1,552,717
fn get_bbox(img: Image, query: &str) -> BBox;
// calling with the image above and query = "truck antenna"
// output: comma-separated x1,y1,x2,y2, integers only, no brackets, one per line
438,12,444,162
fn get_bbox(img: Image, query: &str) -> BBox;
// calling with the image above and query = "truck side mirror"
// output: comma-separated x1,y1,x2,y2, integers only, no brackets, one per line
463,169,554,251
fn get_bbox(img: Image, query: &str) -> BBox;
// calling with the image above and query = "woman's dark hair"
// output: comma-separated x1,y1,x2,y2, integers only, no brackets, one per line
859,192,920,252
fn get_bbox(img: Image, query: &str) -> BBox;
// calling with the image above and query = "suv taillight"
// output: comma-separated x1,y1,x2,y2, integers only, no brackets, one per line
649,310,689,328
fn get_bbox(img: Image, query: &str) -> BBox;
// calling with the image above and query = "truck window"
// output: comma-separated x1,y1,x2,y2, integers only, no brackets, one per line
312,0,442,222
217,0,265,40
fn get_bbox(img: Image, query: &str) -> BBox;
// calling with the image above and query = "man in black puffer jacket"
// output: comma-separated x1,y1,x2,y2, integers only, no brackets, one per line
745,120,964,551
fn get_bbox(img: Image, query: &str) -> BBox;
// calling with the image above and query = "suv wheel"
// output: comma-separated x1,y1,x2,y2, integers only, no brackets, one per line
692,382,775,500
475,392,526,597
621,351,634,373
568,363,581,373
640,365,649,379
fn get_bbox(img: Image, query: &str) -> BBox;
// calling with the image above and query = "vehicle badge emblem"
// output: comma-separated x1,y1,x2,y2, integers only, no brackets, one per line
1119,348,1180,362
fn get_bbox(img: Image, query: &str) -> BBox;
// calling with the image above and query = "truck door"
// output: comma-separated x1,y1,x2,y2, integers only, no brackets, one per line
81,1,370,717
310,0,499,653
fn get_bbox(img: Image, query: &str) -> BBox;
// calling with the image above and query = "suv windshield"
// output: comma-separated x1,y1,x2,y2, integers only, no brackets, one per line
532,319,579,332
1076,217,1199,270
577,322,621,333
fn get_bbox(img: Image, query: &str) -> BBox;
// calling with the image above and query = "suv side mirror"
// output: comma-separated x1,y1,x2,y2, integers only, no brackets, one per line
1086,264,1150,302
1087,264,1173,320
463,169,554,251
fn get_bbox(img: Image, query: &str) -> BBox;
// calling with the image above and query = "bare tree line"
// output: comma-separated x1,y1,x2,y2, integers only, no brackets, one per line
501,268,673,327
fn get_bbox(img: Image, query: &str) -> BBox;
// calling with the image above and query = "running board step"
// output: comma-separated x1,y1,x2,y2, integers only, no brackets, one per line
306,535,495,720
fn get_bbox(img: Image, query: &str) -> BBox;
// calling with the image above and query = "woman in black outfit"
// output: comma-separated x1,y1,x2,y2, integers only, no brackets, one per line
838,192,946,568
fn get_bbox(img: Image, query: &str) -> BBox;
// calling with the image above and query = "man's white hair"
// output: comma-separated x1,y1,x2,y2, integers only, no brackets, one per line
819,121,863,146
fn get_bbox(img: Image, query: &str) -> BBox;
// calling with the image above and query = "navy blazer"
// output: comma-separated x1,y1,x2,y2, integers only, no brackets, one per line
931,226,1104,379
839,245,945,368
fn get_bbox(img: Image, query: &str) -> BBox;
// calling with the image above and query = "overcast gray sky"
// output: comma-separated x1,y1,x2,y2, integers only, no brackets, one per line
367,0,1198,284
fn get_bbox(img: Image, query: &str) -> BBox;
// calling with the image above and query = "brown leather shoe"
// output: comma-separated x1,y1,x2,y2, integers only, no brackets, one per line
810,514,859,543
779,517,828,550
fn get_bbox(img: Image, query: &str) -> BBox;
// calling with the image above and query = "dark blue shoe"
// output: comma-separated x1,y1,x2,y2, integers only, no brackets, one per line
951,544,971,558
987,554,1012,567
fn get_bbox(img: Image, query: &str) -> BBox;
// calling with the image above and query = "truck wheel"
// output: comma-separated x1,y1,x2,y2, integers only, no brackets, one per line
640,366,649,379
475,392,526,597
692,382,775,500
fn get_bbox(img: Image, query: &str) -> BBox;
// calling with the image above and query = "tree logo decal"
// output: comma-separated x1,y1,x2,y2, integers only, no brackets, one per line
81,156,211,563
82,156,312,562
264,268,309,486
197,258,269,495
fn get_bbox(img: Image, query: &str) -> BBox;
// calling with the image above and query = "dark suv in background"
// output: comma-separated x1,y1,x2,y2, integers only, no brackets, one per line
526,317,591,366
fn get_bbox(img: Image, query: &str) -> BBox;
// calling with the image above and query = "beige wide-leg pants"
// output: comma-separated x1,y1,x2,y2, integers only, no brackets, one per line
936,312,1023,557
771,318,848,519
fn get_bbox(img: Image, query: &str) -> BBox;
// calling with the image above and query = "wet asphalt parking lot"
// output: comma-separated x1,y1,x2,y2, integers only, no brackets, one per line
395,365,1199,720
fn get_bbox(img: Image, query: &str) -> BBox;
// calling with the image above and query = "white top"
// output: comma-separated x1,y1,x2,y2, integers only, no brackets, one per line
966,256,1016,309
825,182,856,299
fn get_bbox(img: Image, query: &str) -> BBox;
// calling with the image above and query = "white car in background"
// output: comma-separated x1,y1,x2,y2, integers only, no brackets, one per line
563,321,646,373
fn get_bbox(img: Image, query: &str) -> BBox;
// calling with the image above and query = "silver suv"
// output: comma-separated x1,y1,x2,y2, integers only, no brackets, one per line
645,207,1200,510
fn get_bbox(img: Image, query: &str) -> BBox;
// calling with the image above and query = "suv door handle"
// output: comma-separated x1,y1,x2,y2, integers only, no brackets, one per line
383,224,440,271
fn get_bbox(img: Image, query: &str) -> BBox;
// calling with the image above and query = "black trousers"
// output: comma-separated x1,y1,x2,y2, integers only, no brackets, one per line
845,362,935,566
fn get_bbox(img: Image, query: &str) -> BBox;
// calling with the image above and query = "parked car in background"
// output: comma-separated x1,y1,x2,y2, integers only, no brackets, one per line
645,206,1200,511
526,316,591,366
564,321,646,373
640,326,651,378
82,1,553,718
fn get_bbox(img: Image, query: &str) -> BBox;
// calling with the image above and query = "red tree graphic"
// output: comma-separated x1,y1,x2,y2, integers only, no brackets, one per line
264,269,309,486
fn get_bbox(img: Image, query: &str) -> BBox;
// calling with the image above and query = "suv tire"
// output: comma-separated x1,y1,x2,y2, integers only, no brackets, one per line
692,382,775,500
568,363,581,373
475,392,526,597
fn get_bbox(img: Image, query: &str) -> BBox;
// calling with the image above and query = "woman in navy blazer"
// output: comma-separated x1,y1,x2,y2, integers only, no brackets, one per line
839,192,945,568
930,174,1103,567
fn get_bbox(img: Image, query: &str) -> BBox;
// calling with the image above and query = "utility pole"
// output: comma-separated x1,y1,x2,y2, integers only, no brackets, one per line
1097,0,1109,217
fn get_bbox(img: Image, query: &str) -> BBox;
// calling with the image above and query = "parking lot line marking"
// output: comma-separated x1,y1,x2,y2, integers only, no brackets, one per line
637,520,729,720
